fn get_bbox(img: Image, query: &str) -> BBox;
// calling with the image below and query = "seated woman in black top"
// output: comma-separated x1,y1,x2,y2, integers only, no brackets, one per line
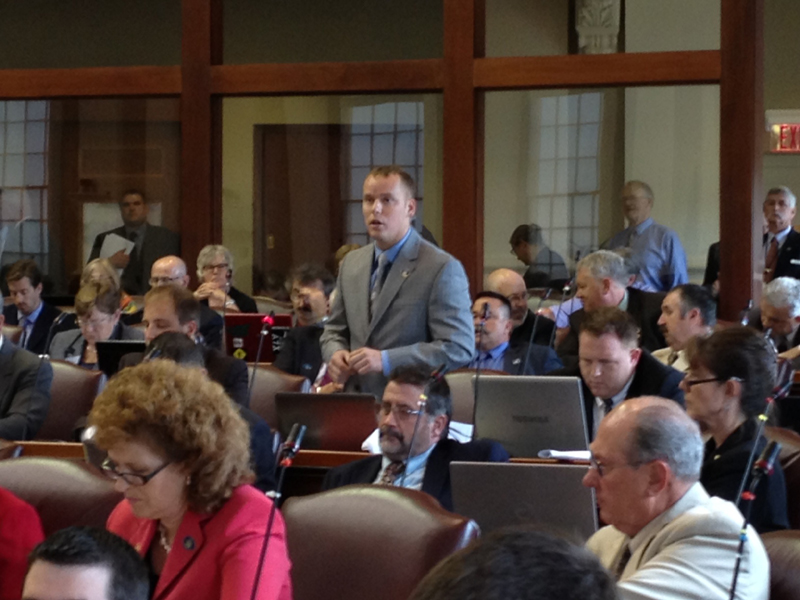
194,244,258,313
681,325,789,533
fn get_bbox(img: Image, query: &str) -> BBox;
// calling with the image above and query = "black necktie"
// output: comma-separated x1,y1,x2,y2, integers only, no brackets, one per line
603,398,614,416
614,544,631,580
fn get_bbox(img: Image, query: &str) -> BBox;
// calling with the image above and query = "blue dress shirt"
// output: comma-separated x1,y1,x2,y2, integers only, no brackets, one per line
375,442,437,491
17,301,44,349
468,341,509,372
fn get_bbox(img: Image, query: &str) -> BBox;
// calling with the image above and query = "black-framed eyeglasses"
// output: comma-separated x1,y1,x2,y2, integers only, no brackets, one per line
101,457,172,486
375,402,423,420
682,377,724,390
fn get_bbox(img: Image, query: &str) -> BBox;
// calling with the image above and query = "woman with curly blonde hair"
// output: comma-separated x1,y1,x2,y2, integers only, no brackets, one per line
91,360,292,600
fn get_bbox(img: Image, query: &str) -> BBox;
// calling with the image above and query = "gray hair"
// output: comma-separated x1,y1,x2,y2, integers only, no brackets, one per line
626,400,703,482
767,186,797,209
577,250,630,287
763,277,800,317
196,245,234,279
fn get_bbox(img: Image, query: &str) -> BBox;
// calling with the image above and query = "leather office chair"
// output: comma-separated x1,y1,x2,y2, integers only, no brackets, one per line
0,457,121,536
282,484,479,600
445,368,507,424
2,324,23,345
762,530,800,600
35,360,104,441
254,296,293,315
764,426,800,529
247,363,306,428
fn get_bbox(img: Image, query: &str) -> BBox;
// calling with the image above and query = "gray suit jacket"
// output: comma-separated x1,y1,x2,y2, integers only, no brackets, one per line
321,228,474,397
89,223,180,295
49,323,145,363
0,338,53,440
587,483,769,600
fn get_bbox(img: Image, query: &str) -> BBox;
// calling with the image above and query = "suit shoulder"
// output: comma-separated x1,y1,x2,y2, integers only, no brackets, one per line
662,497,745,540
325,455,382,486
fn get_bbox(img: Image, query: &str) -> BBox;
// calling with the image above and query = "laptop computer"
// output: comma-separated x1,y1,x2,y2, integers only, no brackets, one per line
224,313,293,362
274,392,378,451
450,462,598,541
473,375,588,458
96,340,147,378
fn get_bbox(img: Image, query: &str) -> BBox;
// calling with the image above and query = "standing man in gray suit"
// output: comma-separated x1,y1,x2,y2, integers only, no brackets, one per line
89,190,180,296
321,166,474,397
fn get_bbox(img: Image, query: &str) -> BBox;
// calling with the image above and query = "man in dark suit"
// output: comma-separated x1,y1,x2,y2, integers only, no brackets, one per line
468,292,562,375
509,223,570,289
119,285,248,405
552,306,683,440
322,365,509,511
3,259,63,356
557,250,665,369
763,186,800,282
146,255,223,350
273,263,336,383
89,190,180,296
0,312,53,440
485,268,556,347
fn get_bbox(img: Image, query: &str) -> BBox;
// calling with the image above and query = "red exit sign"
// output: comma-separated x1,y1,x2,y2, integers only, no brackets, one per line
771,123,800,153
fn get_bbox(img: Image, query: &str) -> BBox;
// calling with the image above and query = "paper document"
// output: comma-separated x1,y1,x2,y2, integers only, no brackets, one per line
537,449,591,461
99,233,135,259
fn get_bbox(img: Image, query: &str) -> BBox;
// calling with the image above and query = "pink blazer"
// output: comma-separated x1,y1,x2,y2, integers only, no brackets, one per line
107,485,293,600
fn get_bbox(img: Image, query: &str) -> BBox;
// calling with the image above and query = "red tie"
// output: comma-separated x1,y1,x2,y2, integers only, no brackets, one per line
764,238,779,283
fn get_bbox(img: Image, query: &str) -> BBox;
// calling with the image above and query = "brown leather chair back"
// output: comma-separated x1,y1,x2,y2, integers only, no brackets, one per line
764,426,800,528
762,530,800,600
2,324,23,345
445,369,508,424
35,360,104,441
0,457,122,536
248,363,306,427
282,484,479,600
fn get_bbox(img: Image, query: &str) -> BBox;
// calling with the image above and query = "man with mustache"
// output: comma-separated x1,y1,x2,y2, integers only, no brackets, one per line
322,365,508,511
273,263,335,382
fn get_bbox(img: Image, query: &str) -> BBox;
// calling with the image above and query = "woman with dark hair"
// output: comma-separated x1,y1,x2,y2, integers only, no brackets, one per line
681,326,789,533
91,360,292,600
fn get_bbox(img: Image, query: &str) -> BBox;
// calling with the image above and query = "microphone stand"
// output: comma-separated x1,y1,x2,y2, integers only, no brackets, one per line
739,299,753,327
549,281,574,350
247,312,275,406
471,302,489,432
221,282,231,355
250,422,306,600
523,288,551,371
728,440,782,600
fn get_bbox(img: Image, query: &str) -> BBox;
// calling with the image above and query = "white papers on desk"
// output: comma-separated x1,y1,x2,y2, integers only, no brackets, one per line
361,421,475,454
537,449,591,461
99,233,135,259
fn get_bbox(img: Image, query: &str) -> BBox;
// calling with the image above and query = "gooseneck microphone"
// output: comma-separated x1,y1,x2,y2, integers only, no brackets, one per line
247,312,275,406
43,312,69,356
548,280,574,350
523,288,552,373
739,300,753,326
250,422,306,600
471,302,490,430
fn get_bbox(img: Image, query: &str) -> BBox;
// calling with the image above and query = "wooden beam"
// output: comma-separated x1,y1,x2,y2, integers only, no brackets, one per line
719,0,763,320
443,0,482,293
210,60,444,95
0,67,180,98
181,0,218,282
474,50,721,90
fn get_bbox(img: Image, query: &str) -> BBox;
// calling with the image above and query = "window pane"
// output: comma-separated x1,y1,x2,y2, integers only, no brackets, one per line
484,86,720,290
485,0,720,57
0,0,180,68
222,94,443,296
224,0,443,64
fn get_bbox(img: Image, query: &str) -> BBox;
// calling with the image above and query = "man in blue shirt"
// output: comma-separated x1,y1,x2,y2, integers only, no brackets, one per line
469,291,561,375
322,365,509,511
602,180,688,292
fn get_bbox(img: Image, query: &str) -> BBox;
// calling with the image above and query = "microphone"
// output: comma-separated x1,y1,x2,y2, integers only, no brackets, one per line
251,421,306,600
43,312,69,356
752,440,781,478
762,328,779,355
397,398,428,488
523,288,552,372
739,300,753,326
221,282,230,355
471,303,490,433
246,312,275,407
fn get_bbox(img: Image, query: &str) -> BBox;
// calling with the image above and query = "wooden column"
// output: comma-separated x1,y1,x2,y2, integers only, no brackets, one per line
719,0,764,320
443,0,483,294
181,0,222,282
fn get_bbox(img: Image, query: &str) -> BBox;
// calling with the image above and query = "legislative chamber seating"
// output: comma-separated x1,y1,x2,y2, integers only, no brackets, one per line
35,360,104,441
282,484,479,600
762,530,800,600
0,456,121,535
764,425,800,529
247,363,306,428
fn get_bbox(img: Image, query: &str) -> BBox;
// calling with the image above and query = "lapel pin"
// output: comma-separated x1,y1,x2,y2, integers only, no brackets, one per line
402,270,411,278
183,536,196,551
512,358,521,365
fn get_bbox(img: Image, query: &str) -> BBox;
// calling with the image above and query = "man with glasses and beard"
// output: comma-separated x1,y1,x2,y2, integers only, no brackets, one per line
322,365,508,511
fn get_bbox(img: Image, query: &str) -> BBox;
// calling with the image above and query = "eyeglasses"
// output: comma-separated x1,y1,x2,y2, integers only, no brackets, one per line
202,263,229,273
149,276,182,286
682,376,724,390
589,455,643,478
375,402,423,420
101,457,172,486
77,314,114,330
